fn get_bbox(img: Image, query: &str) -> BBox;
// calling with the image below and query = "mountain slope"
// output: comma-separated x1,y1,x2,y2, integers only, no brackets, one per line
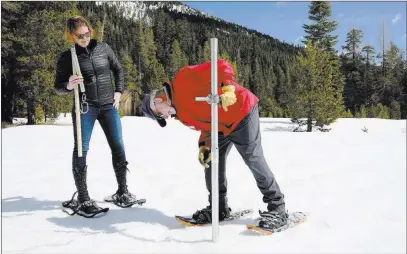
95,1,299,49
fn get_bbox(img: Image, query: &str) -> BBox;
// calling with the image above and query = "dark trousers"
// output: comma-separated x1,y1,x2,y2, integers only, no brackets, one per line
205,104,285,213
71,103,127,170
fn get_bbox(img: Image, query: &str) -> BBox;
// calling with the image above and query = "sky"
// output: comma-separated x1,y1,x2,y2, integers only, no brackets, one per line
2,115,406,252
184,1,406,56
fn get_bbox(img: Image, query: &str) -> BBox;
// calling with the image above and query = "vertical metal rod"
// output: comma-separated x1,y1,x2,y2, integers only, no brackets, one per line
194,38,220,243
210,37,219,243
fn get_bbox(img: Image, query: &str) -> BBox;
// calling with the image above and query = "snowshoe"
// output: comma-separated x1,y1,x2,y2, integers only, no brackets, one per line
62,191,109,218
104,191,146,208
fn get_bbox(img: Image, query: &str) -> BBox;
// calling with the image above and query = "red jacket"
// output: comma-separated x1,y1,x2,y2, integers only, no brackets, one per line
170,59,259,147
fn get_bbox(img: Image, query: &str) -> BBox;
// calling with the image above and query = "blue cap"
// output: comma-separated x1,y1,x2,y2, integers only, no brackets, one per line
141,93,167,127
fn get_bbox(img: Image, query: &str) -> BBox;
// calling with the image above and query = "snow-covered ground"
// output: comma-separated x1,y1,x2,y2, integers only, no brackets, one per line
2,116,406,253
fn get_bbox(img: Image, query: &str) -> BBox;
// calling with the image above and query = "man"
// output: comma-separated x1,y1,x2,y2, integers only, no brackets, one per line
141,59,287,230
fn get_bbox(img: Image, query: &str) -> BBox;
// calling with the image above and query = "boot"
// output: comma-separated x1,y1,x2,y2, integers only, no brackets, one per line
72,165,90,203
191,205,232,224
114,161,129,195
62,192,108,218
104,161,139,208
62,165,108,218
257,210,288,230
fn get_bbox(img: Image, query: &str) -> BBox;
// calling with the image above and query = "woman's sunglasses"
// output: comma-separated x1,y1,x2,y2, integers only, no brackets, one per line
76,31,91,40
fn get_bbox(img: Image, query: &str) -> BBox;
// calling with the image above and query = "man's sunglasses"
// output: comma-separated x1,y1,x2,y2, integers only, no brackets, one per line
151,86,172,119
76,31,91,40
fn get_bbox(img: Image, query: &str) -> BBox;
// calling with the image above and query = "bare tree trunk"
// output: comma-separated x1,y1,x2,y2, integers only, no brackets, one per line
131,93,136,116
379,19,388,76
2,87,15,123
307,117,313,132
2,70,16,123
27,99,34,125
307,97,313,132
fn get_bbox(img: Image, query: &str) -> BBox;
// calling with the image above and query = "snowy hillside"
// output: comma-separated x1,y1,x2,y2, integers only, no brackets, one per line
2,117,406,253
95,1,218,23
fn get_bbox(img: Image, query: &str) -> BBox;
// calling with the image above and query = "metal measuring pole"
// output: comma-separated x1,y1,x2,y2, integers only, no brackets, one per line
70,43,86,157
195,38,219,243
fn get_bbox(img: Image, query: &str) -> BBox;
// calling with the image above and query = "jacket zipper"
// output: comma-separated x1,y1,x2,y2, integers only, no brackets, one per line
86,47,99,105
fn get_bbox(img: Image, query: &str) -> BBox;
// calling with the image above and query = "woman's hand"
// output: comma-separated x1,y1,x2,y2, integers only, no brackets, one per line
67,75,84,90
113,92,121,109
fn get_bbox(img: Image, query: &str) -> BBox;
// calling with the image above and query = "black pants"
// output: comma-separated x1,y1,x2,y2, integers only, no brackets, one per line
205,104,285,213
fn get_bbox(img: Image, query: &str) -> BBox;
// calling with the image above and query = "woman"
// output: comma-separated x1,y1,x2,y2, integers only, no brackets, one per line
55,16,139,218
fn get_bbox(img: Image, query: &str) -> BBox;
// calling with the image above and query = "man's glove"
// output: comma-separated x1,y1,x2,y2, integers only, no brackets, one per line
220,85,237,111
198,146,211,169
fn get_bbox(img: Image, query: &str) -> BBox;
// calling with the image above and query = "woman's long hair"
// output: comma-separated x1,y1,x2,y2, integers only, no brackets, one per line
64,16,94,43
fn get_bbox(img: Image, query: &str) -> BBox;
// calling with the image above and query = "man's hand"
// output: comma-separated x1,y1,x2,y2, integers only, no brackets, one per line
113,92,121,109
67,75,84,90
198,146,211,169
220,85,237,111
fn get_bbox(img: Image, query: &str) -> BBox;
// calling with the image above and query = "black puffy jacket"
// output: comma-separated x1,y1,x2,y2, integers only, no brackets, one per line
54,39,124,106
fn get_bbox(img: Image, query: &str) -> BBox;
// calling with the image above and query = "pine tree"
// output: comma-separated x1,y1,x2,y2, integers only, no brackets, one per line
342,28,364,65
94,18,104,41
203,40,211,62
133,21,148,74
16,3,77,124
144,27,157,66
378,19,390,75
292,41,343,131
250,58,263,97
401,66,407,119
382,42,405,106
121,52,141,115
275,65,286,103
142,58,168,93
360,45,377,107
241,64,251,88
301,0,345,125
302,1,339,53
340,28,364,113
390,101,401,119
355,105,367,118
169,39,188,78
1,2,30,123
121,52,138,90
220,51,239,83
362,45,376,66
280,63,297,117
